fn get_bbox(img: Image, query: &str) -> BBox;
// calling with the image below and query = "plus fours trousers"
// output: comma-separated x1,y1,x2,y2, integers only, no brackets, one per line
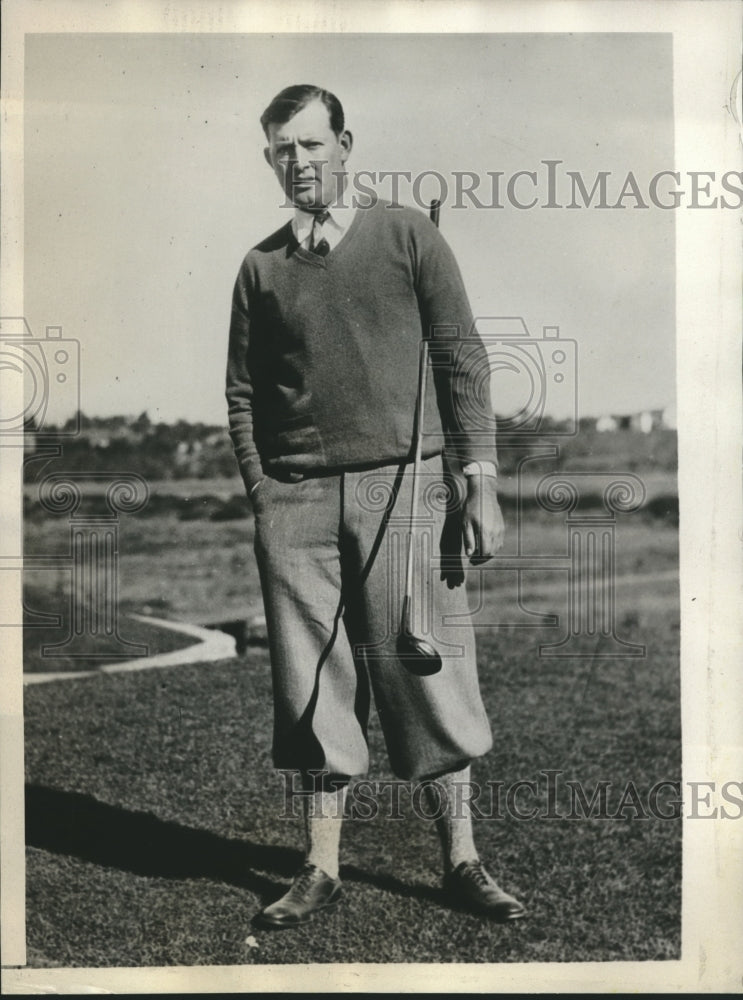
251,453,493,781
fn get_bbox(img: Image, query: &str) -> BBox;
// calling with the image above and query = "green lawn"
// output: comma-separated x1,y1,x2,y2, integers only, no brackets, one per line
24,496,677,628
23,592,200,673
24,580,680,966
22,477,681,967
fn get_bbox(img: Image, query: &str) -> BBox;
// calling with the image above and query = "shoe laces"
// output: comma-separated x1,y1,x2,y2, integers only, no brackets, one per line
289,861,336,900
290,863,319,898
461,859,493,888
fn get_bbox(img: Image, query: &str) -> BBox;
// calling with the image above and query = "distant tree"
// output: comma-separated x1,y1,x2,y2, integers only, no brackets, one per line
173,419,193,441
99,414,128,431
63,409,92,431
132,410,152,434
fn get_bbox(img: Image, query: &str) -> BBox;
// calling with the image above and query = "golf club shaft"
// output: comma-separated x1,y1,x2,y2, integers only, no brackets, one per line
402,337,430,616
401,200,441,628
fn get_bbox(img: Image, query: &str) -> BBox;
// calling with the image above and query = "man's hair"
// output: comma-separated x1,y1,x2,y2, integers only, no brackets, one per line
260,84,345,138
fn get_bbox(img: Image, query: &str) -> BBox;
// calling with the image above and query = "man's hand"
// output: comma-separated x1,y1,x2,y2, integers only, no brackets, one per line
462,473,505,563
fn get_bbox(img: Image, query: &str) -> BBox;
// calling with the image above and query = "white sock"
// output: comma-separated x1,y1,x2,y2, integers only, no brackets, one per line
424,764,480,873
304,786,347,880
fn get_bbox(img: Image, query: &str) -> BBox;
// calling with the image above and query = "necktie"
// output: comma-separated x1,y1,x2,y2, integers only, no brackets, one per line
310,210,330,257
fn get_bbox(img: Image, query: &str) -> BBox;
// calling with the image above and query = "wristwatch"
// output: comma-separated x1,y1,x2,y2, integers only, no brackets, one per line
462,461,498,479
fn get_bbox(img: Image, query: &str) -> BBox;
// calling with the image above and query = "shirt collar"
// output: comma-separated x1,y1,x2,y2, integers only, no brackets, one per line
292,200,356,243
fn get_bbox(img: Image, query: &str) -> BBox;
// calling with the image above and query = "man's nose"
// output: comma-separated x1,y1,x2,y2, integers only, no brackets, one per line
294,147,311,169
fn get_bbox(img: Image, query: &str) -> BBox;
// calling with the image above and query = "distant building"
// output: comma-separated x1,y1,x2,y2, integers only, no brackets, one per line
596,407,673,433
596,414,619,433
629,409,665,433
631,411,651,434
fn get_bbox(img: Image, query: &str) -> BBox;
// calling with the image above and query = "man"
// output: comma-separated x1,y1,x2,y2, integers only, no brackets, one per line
226,84,526,928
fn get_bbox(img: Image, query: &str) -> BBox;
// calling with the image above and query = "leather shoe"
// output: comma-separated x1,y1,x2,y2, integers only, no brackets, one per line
255,862,342,928
443,860,526,921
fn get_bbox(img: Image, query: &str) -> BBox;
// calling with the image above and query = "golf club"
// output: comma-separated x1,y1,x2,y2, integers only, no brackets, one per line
396,199,444,677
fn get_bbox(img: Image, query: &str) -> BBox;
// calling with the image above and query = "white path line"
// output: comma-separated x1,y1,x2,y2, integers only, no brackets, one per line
23,614,237,686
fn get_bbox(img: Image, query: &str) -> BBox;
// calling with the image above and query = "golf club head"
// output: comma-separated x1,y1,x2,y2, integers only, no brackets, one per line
396,632,443,676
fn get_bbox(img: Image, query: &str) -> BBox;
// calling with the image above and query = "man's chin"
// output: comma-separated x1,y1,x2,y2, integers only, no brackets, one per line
289,187,322,210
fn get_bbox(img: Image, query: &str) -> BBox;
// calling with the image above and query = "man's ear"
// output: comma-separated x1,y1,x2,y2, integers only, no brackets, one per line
340,130,353,162
263,146,273,168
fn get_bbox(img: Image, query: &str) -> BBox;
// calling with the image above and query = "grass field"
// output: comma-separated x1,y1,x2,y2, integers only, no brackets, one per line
22,595,200,674
22,479,681,967
24,474,678,630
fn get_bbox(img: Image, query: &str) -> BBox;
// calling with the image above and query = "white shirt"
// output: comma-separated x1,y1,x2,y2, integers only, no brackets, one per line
292,202,357,253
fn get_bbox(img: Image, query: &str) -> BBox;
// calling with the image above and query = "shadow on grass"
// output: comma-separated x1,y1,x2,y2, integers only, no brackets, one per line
25,784,442,908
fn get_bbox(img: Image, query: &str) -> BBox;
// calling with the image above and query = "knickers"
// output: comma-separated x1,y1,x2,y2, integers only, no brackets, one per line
251,454,493,780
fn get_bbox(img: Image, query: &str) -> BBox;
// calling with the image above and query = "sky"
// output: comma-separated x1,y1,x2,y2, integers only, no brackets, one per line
23,32,675,426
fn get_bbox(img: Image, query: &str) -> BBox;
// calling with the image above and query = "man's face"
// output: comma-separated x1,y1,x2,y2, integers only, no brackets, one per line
264,99,352,211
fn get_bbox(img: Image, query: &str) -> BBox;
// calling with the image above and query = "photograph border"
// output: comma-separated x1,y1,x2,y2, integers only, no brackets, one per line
2,0,741,993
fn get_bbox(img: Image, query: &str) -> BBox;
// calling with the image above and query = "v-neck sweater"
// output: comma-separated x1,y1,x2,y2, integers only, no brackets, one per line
226,199,495,486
